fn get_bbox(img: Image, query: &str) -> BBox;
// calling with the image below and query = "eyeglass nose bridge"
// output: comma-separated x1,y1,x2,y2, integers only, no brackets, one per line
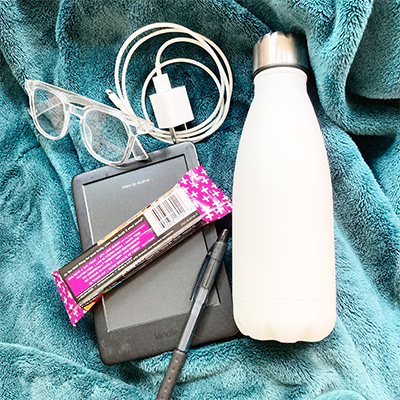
68,103,85,119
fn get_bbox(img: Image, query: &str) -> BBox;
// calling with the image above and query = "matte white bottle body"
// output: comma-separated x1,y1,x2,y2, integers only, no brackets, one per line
233,67,336,342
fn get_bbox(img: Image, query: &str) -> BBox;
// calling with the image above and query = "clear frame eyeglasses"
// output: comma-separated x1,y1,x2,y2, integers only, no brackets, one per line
25,79,154,166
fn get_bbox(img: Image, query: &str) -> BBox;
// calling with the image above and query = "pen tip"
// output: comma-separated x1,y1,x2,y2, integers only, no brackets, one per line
218,229,230,244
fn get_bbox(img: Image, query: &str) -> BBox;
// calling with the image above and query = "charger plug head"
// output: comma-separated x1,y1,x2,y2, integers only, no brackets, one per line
150,74,194,129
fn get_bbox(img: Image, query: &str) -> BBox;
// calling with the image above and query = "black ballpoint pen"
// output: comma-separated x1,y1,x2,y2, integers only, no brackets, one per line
155,229,230,400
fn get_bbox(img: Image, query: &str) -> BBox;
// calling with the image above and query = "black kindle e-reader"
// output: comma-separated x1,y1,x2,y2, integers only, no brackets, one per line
71,142,237,364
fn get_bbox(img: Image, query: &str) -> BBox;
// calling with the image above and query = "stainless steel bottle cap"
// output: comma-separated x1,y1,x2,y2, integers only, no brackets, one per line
253,31,309,78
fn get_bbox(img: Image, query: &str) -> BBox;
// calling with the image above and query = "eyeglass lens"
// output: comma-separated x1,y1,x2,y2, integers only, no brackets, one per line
33,88,66,138
83,109,130,164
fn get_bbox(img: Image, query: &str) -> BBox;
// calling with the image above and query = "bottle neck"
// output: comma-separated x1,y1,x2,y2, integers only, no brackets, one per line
253,67,307,94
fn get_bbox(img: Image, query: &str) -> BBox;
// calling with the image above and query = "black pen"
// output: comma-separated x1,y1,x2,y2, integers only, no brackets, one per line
155,229,230,400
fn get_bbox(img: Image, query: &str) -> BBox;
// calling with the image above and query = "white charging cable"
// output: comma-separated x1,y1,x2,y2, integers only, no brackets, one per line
107,22,233,144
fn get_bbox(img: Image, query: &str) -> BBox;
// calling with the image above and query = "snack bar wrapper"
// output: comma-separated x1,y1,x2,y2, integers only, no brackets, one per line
52,166,232,325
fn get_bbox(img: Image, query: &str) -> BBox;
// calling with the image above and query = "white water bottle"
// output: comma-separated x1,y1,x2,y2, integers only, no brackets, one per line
232,32,336,342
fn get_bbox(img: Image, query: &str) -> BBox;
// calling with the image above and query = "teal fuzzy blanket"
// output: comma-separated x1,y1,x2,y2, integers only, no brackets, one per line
1,0,400,399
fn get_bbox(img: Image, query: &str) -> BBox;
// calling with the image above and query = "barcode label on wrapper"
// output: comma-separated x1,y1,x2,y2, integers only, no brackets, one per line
144,186,197,236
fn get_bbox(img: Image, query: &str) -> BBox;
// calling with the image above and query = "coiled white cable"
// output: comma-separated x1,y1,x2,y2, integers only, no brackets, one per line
112,22,233,144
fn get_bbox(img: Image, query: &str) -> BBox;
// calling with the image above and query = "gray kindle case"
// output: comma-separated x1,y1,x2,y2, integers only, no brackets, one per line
71,142,237,364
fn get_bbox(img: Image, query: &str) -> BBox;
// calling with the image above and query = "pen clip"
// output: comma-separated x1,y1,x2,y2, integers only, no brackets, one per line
190,243,215,301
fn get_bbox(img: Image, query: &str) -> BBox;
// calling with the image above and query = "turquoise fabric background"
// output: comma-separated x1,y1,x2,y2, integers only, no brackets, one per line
1,0,400,399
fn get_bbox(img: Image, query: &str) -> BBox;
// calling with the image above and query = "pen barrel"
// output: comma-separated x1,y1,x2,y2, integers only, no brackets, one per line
156,229,230,400
178,291,207,352
156,349,187,400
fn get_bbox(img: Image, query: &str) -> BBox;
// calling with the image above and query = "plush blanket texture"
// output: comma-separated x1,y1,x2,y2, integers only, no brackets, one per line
1,0,400,399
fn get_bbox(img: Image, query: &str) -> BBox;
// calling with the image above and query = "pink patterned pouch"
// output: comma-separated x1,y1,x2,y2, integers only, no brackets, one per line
52,166,232,325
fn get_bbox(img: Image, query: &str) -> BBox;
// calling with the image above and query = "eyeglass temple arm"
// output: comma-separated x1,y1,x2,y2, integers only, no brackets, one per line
32,80,113,110
61,89,153,135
